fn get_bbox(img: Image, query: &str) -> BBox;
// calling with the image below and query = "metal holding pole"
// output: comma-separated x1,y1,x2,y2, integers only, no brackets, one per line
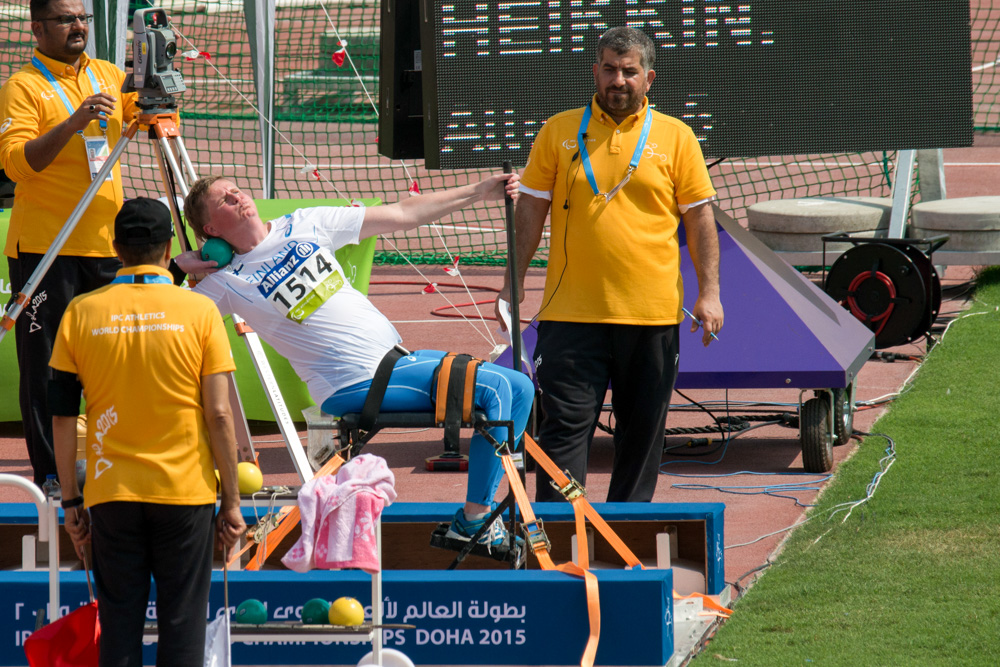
502,160,523,375
0,119,140,340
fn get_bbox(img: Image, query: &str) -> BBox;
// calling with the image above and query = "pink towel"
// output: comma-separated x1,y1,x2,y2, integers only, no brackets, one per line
281,454,396,574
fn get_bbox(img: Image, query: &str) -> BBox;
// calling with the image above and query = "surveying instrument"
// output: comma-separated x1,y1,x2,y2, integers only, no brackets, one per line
0,8,313,483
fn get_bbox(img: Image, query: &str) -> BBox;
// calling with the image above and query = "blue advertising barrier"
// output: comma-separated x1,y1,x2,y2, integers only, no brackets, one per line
0,501,725,666
2,569,673,666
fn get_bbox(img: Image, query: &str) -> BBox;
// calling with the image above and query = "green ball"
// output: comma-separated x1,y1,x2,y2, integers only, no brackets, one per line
302,598,331,624
235,598,267,625
201,237,234,268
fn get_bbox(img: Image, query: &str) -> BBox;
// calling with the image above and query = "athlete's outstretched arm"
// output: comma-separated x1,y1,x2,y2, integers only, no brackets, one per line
360,173,519,238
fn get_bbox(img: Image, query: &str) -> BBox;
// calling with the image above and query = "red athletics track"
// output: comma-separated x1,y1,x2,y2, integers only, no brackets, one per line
2,137,998,598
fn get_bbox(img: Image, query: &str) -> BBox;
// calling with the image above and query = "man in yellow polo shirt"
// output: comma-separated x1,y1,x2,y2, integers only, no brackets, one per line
497,27,724,502
49,198,245,665
0,0,137,485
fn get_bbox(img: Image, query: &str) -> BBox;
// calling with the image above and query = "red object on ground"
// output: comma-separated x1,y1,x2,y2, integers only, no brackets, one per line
24,602,100,667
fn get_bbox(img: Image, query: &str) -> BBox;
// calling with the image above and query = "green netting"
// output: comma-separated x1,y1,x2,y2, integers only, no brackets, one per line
2,1,998,266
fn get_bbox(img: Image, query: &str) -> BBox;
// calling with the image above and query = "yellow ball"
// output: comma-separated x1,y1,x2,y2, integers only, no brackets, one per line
237,462,263,495
328,597,364,626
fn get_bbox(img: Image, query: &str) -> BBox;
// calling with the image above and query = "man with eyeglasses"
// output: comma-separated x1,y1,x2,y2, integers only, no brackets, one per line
496,27,724,503
0,0,138,486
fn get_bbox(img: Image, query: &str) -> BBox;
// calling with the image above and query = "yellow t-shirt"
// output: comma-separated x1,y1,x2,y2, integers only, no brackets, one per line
49,265,236,507
520,96,717,324
0,50,138,258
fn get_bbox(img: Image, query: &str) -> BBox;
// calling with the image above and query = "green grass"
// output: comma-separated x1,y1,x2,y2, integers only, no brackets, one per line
693,267,1000,667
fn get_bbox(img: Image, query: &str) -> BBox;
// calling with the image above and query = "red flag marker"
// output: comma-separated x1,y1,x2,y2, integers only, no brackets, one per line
422,283,437,294
408,180,421,196
331,41,348,67
444,256,461,276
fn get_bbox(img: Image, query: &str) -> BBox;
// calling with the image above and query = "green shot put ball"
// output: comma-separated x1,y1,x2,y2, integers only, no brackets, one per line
302,598,331,624
235,598,267,624
201,237,234,268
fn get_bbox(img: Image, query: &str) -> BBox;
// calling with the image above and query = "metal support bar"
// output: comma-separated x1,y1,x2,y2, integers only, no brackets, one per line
234,314,313,483
887,149,916,239
154,131,258,465
1,121,138,339
502,161,523,375
916,148,947,202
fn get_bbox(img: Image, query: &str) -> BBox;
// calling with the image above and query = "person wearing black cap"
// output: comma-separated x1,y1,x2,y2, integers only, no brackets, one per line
48,197,246,666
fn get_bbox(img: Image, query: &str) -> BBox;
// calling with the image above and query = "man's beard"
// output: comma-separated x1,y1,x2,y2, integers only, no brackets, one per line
597,87,644,117
65,31,88,55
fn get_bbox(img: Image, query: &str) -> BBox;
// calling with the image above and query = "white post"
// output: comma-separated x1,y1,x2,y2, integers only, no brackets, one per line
246,0,277,198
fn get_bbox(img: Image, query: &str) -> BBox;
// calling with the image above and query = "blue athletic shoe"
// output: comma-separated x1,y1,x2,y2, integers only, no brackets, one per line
445,508,512,549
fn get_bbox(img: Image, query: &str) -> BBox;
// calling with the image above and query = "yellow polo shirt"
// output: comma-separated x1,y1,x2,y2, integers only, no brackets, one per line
49,265,236,508
0,50,138,258
520,95,716,324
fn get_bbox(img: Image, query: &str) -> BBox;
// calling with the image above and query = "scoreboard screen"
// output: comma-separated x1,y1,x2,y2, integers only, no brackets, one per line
414,0,972,169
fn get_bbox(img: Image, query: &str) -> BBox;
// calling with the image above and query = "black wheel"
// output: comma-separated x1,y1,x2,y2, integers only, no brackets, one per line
831,386,854,446
800,397,834,472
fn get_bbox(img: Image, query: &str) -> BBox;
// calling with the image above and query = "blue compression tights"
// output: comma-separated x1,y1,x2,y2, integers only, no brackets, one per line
322,350,534,506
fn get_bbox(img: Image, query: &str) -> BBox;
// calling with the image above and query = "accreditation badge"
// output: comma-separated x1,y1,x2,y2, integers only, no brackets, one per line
84,135,113,182
258,242,346,323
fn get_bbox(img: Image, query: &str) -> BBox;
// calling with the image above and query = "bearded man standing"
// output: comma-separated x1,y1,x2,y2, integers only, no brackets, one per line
497,27,724,502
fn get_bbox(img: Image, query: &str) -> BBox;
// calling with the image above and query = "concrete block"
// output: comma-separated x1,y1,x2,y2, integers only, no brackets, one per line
747,196,892,233
910,196,1000,252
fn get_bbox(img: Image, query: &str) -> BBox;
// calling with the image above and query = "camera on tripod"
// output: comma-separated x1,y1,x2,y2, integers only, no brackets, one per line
122,7,186,110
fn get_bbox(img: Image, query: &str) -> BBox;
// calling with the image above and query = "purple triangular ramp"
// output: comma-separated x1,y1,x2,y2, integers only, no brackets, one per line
676,206,874,389
495,207,874,392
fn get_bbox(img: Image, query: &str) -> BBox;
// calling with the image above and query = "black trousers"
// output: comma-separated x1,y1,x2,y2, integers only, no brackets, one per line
533,321,679,503
90,502,215,667
7,253,120,484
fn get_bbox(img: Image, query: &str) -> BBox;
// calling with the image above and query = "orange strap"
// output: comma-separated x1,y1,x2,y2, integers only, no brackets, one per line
433,354,454,422
433,353,480,423
525,435,733,619
500,453,600,667
499,434,729,666
523,434,643,569
461,357,477,421
231,454,346,571
673,590,733,618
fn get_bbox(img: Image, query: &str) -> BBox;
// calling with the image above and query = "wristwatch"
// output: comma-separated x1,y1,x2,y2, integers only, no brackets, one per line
60,496,84,509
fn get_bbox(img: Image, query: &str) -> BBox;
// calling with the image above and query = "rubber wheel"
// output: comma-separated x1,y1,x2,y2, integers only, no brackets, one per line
831,387,854,446
800,397,834,473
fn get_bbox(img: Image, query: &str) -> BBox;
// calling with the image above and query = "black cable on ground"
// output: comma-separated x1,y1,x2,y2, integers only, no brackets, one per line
727,559,775,602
